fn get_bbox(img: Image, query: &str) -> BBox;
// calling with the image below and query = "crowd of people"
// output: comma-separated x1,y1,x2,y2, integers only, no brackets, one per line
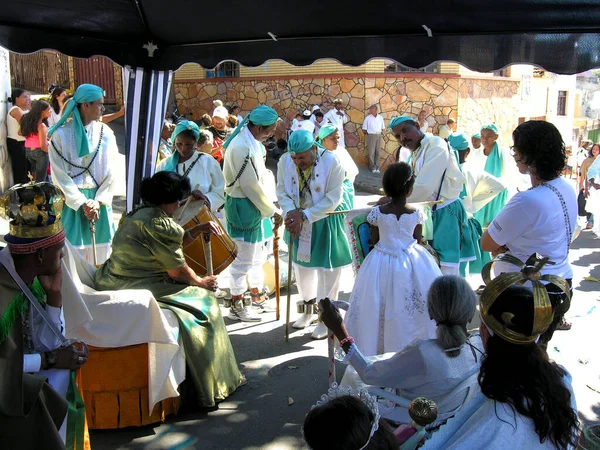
0,80,595,449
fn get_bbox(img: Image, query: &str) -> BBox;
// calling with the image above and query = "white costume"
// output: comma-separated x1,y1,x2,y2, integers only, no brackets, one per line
294,119,315,134
344,207,440,356
467,145,526,196
341,334,484,424
460,161,506,219
156,152,225,212
49,120,117,264
323,108,350,148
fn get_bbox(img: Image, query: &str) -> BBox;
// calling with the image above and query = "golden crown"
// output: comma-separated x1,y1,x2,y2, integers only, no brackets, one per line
0,182,65,239
480,253,569,345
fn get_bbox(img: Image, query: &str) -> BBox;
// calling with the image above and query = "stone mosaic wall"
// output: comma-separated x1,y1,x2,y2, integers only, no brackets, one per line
173,75,519,169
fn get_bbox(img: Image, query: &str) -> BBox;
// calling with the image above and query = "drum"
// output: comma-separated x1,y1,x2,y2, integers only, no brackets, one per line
262,251,296,295
178,203,237,276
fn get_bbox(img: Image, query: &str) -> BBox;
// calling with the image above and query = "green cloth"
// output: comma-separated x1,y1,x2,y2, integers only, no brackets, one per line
225,195,273,244
448,132,469,151
342,178,355,210
0,278,44,345
480,123,499,135
317,123,338,141
472,132,481,139
95,206,242,407
224,105,279,149
284,203,352,269
65,371,86,450
459,218,484,276
288,129,315,154
62,188,114,246
432,200,476,265
388,116,415,129
48,83,104,157
473,143,508,226
161,120,201,172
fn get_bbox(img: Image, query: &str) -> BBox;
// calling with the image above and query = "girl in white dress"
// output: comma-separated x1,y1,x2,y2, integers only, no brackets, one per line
345,162,441,356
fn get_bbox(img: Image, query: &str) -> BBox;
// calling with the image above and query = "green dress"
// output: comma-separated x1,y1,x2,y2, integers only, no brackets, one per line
94,206,242,407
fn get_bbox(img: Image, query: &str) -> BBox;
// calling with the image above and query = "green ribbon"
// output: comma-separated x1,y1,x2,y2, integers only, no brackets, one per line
65,370,86,450
0,278,45,345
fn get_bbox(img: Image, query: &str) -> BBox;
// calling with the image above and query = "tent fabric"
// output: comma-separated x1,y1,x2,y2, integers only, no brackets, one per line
1,0,600,74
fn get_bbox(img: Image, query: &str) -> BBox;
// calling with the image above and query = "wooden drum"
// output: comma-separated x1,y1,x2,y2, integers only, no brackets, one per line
179,204,237,276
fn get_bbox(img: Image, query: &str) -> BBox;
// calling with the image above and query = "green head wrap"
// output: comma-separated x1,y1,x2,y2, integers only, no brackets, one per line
388,116,416,130
481,124,499,135
48,83,104,157
223,105,280,149
448,132,470,151
288,130,315,155
472,132,481,139
317,123,339,141
171,120,200,143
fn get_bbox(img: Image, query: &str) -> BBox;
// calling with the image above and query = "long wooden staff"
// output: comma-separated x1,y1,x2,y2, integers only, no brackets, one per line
202,232,214,276
273,213,283,321
285,234,294,342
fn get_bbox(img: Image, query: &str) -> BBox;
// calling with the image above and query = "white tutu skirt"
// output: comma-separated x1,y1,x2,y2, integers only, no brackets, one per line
344,242,441,356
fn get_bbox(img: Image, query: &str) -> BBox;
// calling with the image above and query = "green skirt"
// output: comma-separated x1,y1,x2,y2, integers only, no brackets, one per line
225,195,273,243
62,188,115,246
432,200,477,265
158,286,242,407
284,202,352,269
460,218,484,276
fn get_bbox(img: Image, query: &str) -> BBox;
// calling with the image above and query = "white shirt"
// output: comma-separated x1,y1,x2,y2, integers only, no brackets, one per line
460,161,506,217
7,106,27,141
397,147,411,163
488,176,577,279
419,121,429,133
236,114,243,124
48,108,61,128
294,119,315,134
323,108,349,147
362,114,385,134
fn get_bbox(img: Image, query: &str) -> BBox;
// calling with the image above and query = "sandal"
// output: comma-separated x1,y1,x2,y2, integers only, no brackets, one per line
557,319,572,331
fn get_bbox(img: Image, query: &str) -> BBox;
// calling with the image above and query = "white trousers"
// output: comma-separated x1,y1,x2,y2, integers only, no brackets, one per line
440,265,460,276
294,265,343,302
229,238,270,295
74,243,111,266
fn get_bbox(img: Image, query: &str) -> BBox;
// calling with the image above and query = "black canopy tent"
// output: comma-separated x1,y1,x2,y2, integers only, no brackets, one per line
2,0,600,205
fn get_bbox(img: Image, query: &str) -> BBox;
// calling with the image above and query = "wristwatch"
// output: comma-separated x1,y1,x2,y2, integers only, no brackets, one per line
44,350,58,370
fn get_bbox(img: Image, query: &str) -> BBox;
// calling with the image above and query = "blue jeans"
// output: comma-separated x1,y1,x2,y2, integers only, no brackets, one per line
25,148,49,182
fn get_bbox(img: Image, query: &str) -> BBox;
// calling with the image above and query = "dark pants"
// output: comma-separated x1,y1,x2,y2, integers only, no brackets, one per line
7,137,29,184
538,278,572,351
25,148,49,182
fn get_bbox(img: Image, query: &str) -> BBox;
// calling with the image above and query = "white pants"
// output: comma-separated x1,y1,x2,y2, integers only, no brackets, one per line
294,265,343,302
74,243,111,266
440,265,460,276
229,238,270,295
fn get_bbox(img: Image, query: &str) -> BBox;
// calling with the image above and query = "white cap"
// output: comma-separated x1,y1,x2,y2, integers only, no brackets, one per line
213,106,229,119
303,109,311,116
311,105,320,112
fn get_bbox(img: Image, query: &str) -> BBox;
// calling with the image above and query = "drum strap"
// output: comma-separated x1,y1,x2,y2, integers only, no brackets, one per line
182,153,203,179
226,153,259,188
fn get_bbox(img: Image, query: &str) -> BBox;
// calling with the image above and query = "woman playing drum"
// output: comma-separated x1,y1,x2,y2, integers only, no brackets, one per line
95,171,243,407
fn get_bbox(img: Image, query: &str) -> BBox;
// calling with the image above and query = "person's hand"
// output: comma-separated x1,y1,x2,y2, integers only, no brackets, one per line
376,196,390,206
198,276,218,291
191,190,210,207
592,182,600,190
284,210,303,235
82,200,99,222
192,221,223,237
273,211,284,229
54,344,88,370
39,266,63,307
585,188,590,198
491,245,509,258
319,298,344,335
336,111,343,117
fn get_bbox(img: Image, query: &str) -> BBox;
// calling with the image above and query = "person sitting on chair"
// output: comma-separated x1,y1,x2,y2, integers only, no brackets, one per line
320,275,483,424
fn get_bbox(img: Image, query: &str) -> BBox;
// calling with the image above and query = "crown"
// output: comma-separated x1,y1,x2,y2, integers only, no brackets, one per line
0,182,65,239
480,253,569,345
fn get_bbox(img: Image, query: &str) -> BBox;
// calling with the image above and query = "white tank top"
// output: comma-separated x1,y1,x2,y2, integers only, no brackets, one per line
7,106,26,141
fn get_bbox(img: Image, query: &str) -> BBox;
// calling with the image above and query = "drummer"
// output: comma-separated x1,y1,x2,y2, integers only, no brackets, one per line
156,120,225,212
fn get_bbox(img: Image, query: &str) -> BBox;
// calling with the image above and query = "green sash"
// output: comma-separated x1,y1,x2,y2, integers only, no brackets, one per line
65,371,86,450
0,279,45,344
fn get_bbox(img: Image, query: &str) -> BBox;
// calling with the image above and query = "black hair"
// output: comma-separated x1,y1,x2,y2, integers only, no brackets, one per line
20,100,50,137
197,129,213,146
314,111,324,118
140,171,191,206
479,285,579,449
8,89,27,104
512,120,566,181
457,148,470,165
276,139,287,150
201,114,212,127
232,104,240,111
589,143,599,158
303,396,398,450
226,105,234,115
382,162,415,199
49,85,66,114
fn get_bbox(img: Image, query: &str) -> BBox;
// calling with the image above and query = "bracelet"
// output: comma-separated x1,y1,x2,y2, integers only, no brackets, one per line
339,336,355,346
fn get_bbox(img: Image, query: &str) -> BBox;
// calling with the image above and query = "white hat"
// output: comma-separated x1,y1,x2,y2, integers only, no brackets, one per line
311,105,320,112
213,106,229,119
303,110,311,117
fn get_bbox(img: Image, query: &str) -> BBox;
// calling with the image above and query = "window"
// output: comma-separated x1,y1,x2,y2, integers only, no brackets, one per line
557,91,567,116
206,62,240,78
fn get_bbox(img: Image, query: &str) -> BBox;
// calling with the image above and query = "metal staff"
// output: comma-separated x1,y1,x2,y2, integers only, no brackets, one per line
89,218,98,266
286,233,294,342
273,213,283,321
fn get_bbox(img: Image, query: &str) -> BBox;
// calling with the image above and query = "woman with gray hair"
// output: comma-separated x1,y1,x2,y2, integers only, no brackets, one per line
320,275,483,424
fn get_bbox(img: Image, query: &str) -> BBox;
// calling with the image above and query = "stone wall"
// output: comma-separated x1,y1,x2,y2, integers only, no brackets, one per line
173,75,461,169
457,78,521,148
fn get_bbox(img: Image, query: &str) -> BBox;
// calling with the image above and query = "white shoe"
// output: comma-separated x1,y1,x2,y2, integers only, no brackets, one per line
376,169,381,173
293,312,318,329
311,321,328,340
228,306,262,322
371,169,377,173
215,289,228,299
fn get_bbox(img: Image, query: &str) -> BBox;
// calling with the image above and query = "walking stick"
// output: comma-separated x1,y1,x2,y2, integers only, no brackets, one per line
202,232,214,276
285,234,294,342
273,213,283,321
89,218,98,266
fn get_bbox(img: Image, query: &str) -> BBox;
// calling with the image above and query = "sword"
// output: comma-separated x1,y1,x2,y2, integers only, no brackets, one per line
89,218,98,266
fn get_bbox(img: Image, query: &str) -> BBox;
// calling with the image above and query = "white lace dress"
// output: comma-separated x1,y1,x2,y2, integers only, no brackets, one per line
344,207,441,356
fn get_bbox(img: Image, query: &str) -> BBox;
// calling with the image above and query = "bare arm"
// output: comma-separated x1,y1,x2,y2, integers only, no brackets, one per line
369,224,379,246
481,229,507,256
100,106,125,124
10,108,23,122
38,123,48,152
413,224,423,243
166,264,217,291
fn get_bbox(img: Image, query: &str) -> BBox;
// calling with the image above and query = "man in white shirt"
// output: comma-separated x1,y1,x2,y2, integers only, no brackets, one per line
231,104,244,125
323,98,349,148
309,105,321,124
361,104,386,173
418,110,429,133
471,132,482,152
295,110,315,135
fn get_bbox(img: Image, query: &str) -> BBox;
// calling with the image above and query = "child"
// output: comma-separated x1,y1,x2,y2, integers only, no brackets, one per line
21,99,51,182
344,162,441,356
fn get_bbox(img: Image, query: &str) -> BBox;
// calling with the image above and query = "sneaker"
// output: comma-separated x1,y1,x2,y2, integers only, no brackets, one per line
372,169,377,173
228,306,262,322
375,169,381,174
215,289,228,299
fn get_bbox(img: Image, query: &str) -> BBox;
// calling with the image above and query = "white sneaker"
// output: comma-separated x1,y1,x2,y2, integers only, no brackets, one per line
371,169,377,173
311,321,329,340
228,306,262,322
375,169,381,173
215,289,228,299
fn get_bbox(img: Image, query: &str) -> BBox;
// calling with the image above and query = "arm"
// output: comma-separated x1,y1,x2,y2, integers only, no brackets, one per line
237,149,275,217
166,264,216,291
9,107,23,122
303,158,345,223
342,111,349,124
413,224,423,243
482,196,530,254
38,123,48,152
48,132,88,210
407,144,449,202
205,157,226,211
276,155,297,216
100,106,125,124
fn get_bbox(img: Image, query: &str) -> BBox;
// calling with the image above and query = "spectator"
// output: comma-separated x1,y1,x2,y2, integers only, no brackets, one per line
21,100,52,182
580,143,599,229
231,104,243,124
208,106,233,165
361,104,386,173
323,98,350,148
6,89,31,184
47,85,66,128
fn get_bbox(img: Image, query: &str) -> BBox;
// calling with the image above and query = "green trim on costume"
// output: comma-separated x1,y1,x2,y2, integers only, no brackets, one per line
224,195,273,243
62,187,114,247
65,371,86,450
0,278,45,344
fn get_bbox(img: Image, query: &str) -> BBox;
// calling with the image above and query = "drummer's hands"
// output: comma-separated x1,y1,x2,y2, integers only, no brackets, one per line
198,276,218,292
284,210,303,235
191,221,223,238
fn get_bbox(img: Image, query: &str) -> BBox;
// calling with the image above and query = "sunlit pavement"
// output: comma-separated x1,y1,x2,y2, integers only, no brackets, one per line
90,188,600,449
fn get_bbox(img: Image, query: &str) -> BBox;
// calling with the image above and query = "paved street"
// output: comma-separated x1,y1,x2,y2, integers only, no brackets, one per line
92,185,600,450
